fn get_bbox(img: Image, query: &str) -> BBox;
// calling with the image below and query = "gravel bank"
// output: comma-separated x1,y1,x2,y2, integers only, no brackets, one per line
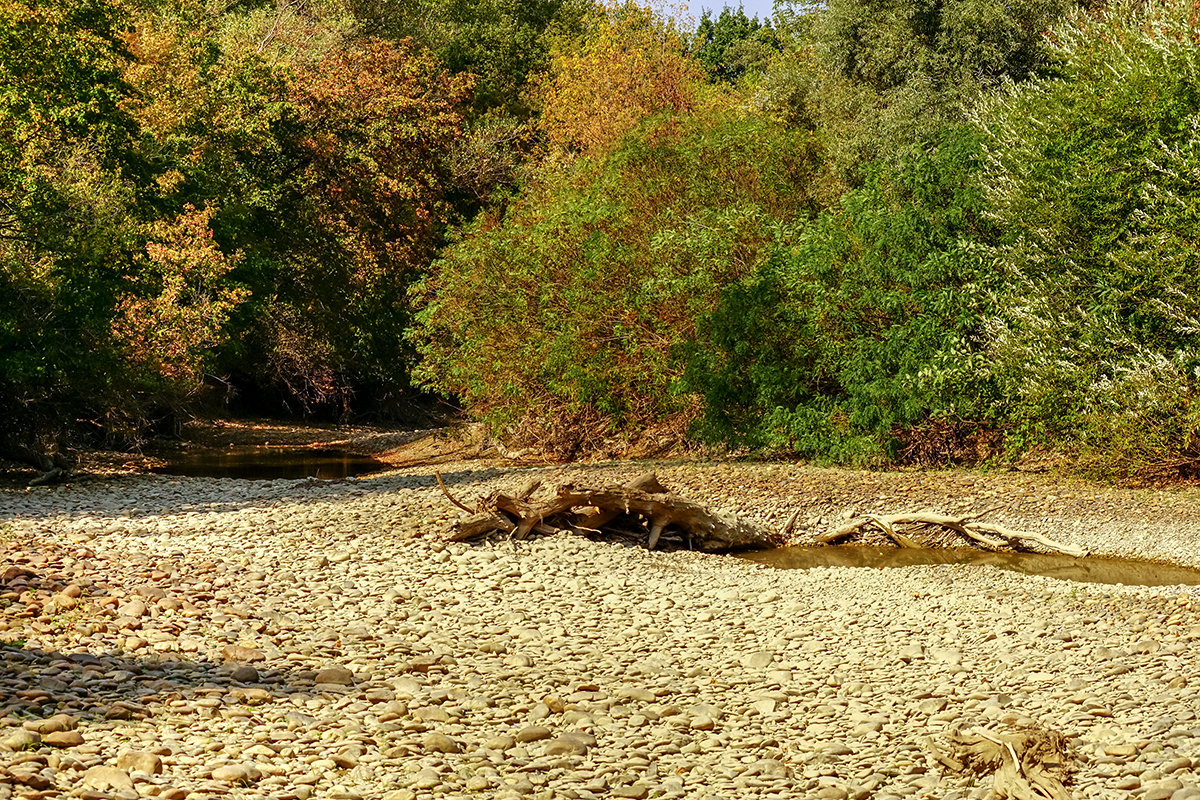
1,461,1199,800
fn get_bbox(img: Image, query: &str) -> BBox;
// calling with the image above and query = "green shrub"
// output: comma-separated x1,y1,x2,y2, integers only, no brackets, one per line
760,0,1073,183
976,0,1200,476
686,128,995,463
414,106,822,454
0,0,148,463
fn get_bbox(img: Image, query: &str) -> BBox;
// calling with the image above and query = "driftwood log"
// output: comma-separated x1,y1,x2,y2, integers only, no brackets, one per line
443,471,1086,558
444,472,783,552
818,511,1087,558
927,723,1078,800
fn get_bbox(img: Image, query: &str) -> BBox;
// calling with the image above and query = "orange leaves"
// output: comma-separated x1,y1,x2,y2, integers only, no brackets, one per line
289,37,471,278
112,205,247,385
536,1,703,156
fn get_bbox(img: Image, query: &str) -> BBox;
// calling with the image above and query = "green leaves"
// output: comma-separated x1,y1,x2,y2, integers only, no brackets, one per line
787,0,1073,182
432,0,588,117
687,128,993,461
976,0,1200,476
415,107,821,454
0,0,147,454
691,7,781,84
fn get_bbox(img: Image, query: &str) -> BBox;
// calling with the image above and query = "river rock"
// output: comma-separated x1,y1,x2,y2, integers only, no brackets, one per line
544,732,594,755
82,766,134,791
485,735,516,751
24,714,77,734
315,667,356,685
43,730,84,747
3,730,41,751
1144,787,1178,800
119,598,147,618
9,457,1200,800
6,766,52,790
516,726,552,743
411,768,441,790
118,750,163,774
743,651,774,669
918,699,947,715
212,763,262,783
221,645,266,662
422,732,461,754
232,687,272,704
1163,757,1193,773
231,665,260,682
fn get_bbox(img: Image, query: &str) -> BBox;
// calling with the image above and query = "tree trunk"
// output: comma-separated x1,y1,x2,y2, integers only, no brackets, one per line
446,472,782,552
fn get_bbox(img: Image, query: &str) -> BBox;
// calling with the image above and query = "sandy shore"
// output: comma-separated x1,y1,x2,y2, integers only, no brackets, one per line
1,460,1199,799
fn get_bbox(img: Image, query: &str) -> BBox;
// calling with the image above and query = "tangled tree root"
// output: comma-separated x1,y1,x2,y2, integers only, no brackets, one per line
442,472,1087,558
818,512,1087,558
444,472,783,552
928,723,1079,800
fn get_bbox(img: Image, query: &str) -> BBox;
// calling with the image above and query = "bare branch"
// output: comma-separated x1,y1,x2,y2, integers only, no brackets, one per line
435,471,474,513
819,512,1086,557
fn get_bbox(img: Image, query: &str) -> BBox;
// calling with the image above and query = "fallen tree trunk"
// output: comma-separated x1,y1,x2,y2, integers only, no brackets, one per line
819,512,1087,558
443,472,1086,558
446,472,782,552
1,439,73,486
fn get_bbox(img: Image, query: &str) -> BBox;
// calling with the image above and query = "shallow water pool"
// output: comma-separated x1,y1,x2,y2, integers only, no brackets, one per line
742,545,1200,587
151,447,387,480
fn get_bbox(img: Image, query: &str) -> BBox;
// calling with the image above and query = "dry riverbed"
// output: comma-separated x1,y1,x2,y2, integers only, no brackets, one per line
1,460,1199,800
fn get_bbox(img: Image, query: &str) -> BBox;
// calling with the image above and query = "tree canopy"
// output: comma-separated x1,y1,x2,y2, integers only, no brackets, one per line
5,0,1198,480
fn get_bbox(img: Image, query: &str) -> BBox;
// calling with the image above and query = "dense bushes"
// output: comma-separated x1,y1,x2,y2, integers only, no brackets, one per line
412,0,1081,462
5,0,1200,478
685,129,994,463
0,0,470,465
418,0,1200,474
783,0,1072,182
977,0,1200,475
0,0,151,463
415,106,821,454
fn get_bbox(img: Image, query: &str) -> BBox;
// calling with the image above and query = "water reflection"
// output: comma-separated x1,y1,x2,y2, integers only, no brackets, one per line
742,545,1200,587
151,448,387,480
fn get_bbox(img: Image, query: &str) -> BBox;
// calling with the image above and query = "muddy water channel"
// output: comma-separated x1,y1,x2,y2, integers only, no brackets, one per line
744,544,1200,586
151,446,387,480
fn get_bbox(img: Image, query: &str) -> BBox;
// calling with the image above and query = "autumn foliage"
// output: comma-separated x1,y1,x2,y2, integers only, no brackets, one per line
112,206,247,386
536,2,702,155
0,0,469,463
6,0,1197,481
291,39,472,279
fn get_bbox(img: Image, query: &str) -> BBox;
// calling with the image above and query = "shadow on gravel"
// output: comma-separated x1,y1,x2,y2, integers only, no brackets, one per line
0,536,340,738
0,466,524,524
0,644,321,728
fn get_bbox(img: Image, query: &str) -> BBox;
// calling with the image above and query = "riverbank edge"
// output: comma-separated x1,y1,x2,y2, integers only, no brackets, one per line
11,417,1200,572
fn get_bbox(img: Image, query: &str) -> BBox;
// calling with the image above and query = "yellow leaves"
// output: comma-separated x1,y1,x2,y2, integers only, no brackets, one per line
119,15,209,138
112,204,247,385
536,1,703,156
154,169,185,194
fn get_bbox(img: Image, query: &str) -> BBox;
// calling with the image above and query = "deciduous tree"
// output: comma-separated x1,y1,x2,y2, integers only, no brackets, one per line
536,1,703,156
